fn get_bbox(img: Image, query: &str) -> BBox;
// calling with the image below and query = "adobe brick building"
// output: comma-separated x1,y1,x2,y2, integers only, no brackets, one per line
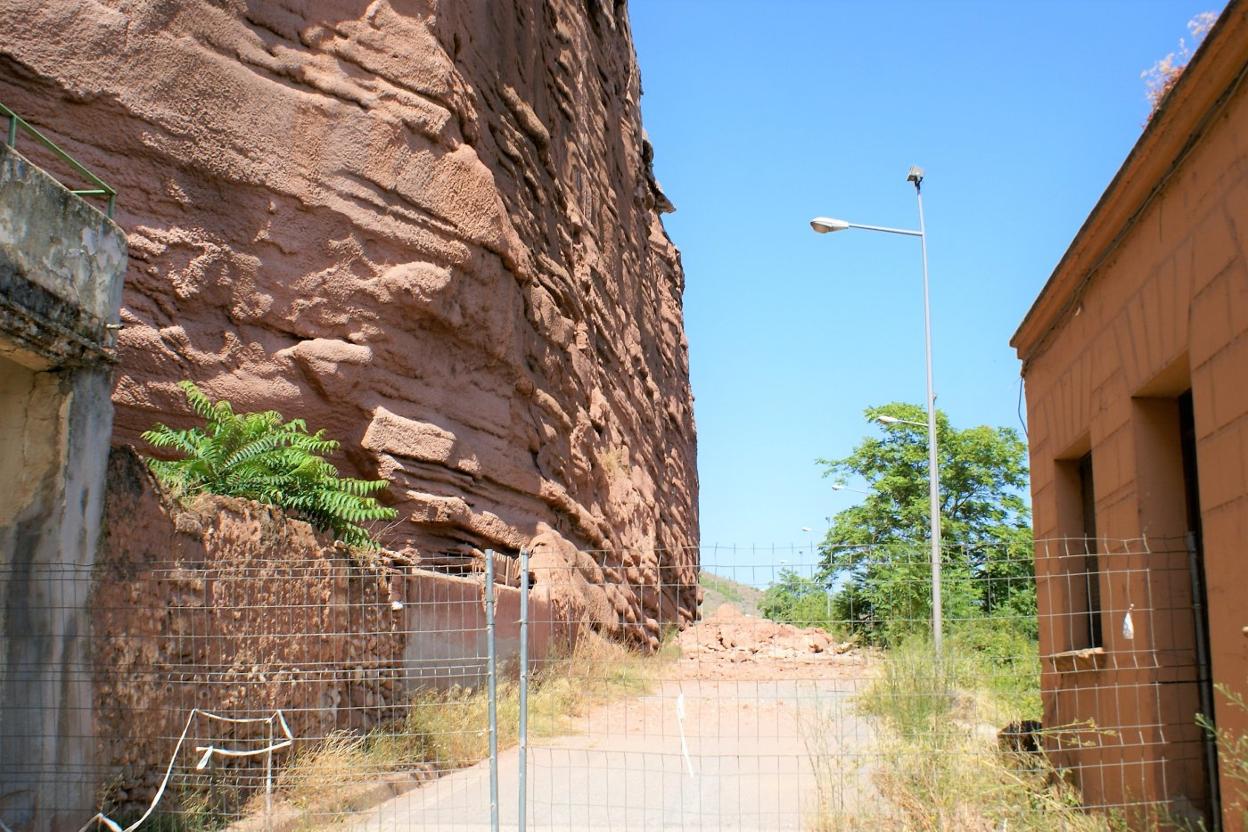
1012,2,1248,826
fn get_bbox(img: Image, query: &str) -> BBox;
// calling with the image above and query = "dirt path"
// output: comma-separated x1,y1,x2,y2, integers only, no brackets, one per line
348,607,880,831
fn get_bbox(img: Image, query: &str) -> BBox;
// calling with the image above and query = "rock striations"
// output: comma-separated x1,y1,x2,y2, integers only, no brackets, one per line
0,1,699,637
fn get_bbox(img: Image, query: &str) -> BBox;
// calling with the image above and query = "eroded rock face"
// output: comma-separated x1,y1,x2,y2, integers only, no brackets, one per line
0,1,699,630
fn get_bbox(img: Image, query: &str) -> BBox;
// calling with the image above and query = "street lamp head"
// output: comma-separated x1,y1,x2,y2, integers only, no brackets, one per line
810,217,851,234
831,483,846,491
907,166,924,194
876,415,901,425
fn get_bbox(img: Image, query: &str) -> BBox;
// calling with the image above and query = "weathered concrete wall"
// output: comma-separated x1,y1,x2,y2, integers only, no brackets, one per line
0,144,125,831
95,447,568,819
0,146,124,342
0,0,700,641
1013,4,1248,824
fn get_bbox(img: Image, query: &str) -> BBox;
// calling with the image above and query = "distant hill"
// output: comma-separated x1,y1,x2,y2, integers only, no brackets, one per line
699,571,763,618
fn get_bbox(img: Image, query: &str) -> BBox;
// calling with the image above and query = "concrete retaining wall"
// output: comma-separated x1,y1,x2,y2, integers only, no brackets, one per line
0,142,125,832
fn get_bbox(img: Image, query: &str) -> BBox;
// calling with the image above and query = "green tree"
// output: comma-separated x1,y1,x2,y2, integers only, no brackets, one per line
818,402,1033,642
759,568,837,631
143,381,397,549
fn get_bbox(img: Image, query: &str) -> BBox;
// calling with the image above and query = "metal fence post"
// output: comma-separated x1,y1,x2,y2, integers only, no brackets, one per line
518,547,529,832
485,549,499,832
264,717,273,832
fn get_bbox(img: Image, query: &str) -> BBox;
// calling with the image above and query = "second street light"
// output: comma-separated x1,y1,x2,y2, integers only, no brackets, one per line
875,415,925,427
810,166,945,654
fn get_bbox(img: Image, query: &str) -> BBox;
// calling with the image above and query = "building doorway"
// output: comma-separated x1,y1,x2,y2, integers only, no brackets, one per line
1178,389,1220,827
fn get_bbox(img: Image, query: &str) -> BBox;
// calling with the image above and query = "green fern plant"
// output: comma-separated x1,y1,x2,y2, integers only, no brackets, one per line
142,381,397,549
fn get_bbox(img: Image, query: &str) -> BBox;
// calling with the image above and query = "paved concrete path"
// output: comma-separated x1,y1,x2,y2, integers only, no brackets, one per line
346,673,880,832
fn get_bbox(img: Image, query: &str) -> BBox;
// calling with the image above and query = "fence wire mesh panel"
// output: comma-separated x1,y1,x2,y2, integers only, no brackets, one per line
520,539,1216,831
521,550,850,831
1,549,514,832
0,537,1220,831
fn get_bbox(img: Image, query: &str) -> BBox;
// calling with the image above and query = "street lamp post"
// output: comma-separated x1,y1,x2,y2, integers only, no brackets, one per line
810,167,944,654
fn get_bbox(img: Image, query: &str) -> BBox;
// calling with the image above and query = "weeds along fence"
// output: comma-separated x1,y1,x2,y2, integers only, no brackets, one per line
0,537,1221,831
518,538,1216,831
0,548,570,832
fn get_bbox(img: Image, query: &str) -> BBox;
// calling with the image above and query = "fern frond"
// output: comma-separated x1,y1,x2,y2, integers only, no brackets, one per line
335,477,389,497
141,425,203,459
141,380,397,549
177,381,211,418
221,431,293,470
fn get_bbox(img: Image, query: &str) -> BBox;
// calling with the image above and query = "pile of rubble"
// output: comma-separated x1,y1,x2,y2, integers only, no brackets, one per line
677,604,854,661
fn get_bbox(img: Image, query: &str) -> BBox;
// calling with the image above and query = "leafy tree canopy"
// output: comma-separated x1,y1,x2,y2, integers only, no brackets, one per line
818,402,1033,641
758,568,837,631
142,381,397,549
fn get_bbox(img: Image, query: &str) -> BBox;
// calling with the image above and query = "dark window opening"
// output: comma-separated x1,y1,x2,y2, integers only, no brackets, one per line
1179,390,1203,547
1078,452,1103,649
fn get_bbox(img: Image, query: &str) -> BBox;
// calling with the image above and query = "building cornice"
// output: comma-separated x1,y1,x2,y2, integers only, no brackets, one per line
1011,0,1248,368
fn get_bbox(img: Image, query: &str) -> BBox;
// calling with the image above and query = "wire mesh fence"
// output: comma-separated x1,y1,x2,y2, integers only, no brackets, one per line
518,538,1216,830
0,536,1222,831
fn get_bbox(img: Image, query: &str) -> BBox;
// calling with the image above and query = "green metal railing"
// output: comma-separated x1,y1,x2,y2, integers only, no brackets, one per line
1,101,116,218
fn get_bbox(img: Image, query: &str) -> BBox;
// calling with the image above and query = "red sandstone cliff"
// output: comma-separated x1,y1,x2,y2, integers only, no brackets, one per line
0,1,698,631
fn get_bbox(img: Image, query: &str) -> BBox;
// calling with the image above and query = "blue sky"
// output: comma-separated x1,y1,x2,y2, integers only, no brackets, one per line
629,1,1220,565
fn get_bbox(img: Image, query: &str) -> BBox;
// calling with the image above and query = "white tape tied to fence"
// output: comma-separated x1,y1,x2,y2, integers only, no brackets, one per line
675,690,696,778
76,708,294,832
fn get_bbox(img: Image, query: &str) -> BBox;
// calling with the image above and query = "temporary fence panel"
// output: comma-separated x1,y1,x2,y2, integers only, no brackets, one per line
518,538,1215,831
0,552,507,832
0,536,1218,831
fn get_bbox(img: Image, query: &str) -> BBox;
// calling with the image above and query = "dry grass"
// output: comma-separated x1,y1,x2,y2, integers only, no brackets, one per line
864,741,1115,832
1141,11,1218,113
263,629,678,828
802,700,869,832
804,635,1121,832
1199,685,1248,830
378,628,674,771
270,733,383,829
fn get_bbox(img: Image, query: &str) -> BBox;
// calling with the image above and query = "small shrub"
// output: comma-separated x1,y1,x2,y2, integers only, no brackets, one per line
1141,11,1218,115
856,635,973,741
104,788,225,832
947,619,1042,722
848,634,1111,831
1198,685,1248,828
760,568,842,634
857,624,1041,742
142,381,397,549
